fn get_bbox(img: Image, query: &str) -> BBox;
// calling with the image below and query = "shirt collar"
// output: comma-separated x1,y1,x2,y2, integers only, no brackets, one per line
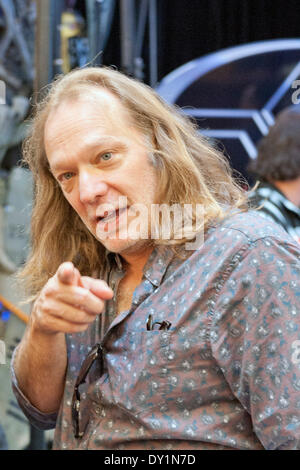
105,244,177,287
142,244,177,287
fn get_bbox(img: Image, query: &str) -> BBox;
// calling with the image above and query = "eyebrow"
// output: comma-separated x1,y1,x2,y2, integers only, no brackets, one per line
49,137,128,174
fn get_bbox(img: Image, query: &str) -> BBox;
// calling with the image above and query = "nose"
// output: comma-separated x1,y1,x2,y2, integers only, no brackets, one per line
78,168,108,204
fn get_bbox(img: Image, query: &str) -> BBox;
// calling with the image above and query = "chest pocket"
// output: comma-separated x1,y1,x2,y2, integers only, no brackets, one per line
103,330,174,417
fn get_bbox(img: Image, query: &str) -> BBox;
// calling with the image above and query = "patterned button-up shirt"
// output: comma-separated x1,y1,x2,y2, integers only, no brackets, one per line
12,211,300,450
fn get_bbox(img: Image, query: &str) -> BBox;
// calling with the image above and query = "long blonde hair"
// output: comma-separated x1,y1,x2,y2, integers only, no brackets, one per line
18,66,247,300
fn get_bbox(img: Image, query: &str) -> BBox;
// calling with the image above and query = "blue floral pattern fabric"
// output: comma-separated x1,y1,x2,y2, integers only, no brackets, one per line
12,211,300,449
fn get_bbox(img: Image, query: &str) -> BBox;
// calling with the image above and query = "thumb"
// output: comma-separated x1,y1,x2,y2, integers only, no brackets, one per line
57,262,83,287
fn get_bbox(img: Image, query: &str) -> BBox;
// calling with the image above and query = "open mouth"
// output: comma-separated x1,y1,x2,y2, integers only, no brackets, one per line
97,206,128,225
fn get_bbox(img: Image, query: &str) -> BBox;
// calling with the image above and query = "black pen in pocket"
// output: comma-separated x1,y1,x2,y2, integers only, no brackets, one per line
146,314,172,331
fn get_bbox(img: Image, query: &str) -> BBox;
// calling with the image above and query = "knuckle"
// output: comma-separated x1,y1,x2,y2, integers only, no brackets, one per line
37,314,51,331
44,282,57,298
42,303,53,315
59,308,66,317
78,289,89,304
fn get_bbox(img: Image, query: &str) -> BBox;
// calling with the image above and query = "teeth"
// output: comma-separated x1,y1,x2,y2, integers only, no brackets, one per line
101,210,116,221
98,207,127,223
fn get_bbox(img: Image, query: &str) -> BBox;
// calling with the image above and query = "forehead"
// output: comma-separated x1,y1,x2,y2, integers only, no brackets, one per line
45,88,132,140
44,88,146,168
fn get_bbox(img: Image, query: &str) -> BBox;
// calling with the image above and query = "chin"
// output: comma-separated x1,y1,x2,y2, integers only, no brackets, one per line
97,237,139,254
99,237,151,256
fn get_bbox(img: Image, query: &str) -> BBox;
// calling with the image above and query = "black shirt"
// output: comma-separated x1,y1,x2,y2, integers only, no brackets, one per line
249,181,300,244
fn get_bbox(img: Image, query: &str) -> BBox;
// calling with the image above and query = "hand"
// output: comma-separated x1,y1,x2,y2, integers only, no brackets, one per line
30,262,114,335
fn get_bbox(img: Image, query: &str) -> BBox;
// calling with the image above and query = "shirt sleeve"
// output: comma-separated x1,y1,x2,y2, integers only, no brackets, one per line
10,345,58,430
210,236,300,450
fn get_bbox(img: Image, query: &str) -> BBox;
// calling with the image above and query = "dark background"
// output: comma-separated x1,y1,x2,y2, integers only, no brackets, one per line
85,0,300,83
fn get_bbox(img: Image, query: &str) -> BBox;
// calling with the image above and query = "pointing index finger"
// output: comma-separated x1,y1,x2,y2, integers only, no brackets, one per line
57,262,83,287
81,277,114,300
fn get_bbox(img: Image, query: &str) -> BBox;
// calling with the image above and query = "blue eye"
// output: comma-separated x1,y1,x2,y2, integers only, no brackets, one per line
61,172,74,181
101,152,113,161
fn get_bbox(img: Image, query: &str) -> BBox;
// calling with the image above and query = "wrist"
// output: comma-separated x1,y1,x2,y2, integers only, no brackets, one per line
28,315,64,342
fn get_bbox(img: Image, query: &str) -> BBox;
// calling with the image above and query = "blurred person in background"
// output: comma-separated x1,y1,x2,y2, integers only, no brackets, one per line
248,106,300,244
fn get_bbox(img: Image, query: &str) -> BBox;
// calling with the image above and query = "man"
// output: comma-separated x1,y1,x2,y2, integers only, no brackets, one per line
248,105,300,244
12,67,300,450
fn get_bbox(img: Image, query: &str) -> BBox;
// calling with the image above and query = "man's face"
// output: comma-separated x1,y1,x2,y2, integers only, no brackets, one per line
44,89,158,255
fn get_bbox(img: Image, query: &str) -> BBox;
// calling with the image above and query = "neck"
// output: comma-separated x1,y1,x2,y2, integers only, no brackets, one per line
272,178,300,207
121,244,154,277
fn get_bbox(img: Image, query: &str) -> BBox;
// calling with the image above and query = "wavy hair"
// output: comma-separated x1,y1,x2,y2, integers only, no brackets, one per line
248,106,300,181
18,66,247,299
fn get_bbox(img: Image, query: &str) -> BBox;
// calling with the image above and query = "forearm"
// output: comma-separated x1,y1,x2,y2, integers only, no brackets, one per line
14,323,67,413
12,263,113,415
